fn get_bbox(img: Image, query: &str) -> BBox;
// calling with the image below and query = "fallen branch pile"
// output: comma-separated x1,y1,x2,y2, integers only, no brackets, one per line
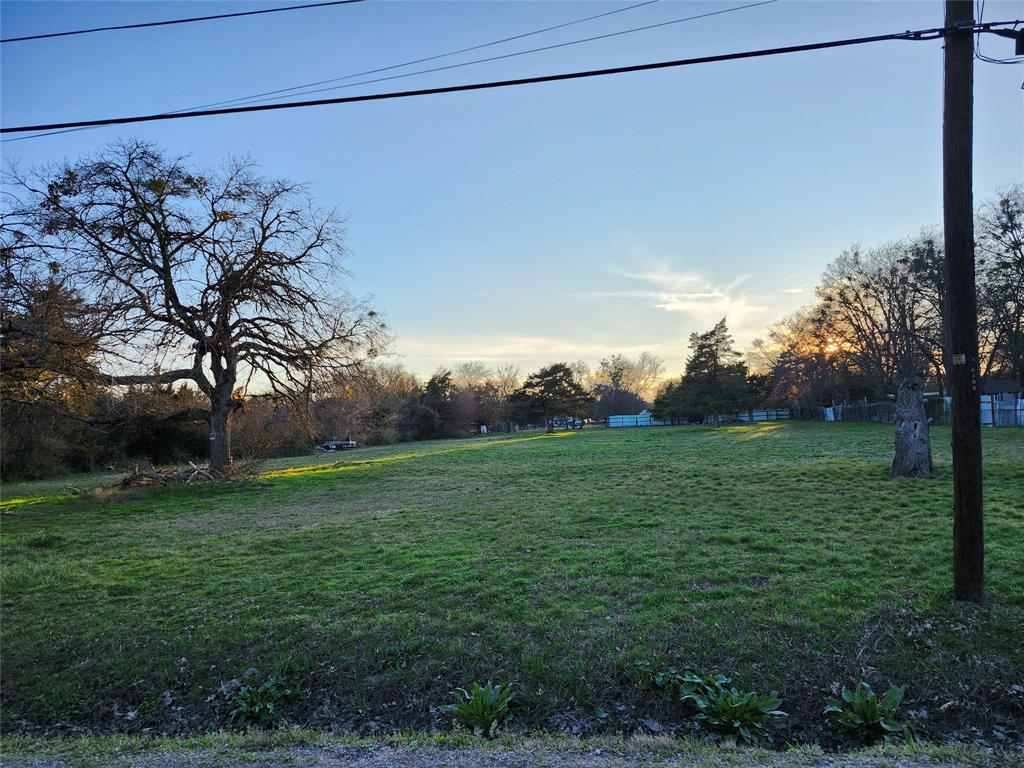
112,460,262,488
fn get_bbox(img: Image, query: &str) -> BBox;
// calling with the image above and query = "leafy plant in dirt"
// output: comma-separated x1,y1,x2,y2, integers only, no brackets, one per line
633,662,726,694
444,681,515,737
632,660,656,689
824,681,912,744
678,670,732,698
680,671,785,745
137,697,156,716
633,661,683,691
228,675,295,727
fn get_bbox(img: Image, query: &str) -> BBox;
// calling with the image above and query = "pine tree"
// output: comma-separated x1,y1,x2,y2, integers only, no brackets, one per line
653,319,750,424
509,363,594,432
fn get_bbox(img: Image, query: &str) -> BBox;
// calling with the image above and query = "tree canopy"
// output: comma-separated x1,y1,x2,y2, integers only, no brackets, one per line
3,140,385,471
509,363,594,429
653,318,750,423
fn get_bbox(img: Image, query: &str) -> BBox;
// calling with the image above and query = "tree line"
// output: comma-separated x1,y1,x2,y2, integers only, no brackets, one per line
0,351,668,479
653,187,1021,430
650,184,1021,477
2,139,1020,479
752,185,1022,414
1,141,671,479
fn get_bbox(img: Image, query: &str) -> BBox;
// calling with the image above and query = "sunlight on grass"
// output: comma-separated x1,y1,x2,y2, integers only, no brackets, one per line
0,496,67,513
263,432,576,480
722,423,787,439
0,423,1020,738
0,433,577,509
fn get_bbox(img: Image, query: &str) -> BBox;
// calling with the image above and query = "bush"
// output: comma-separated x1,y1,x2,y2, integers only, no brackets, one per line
228,675,295,727
444,681,515,737
824,681,912,744
680,670,785,745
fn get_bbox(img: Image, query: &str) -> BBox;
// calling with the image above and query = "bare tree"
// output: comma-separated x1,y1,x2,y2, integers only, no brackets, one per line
451,361,492,389
314,362,420,445
817,244,940,476
632,351,667,401
4,140,385,472
754,309,847,415
977,184,1024,383
492,364,521,399
818,244,944,394
568,359,591,388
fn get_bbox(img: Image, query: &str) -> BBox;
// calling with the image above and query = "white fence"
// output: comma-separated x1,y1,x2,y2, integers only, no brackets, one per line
608,409,791,428
608,400,1023,428
821,395,1023,427
931,395,1024,427
978,395,1023,427
737,408,791,422
608,413,670,428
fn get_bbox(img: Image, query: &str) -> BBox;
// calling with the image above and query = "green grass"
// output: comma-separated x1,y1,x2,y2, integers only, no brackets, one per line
2,731,1019,768
1,423,1021,741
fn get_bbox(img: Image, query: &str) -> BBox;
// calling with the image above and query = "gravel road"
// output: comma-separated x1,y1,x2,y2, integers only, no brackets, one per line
4,742,1019,768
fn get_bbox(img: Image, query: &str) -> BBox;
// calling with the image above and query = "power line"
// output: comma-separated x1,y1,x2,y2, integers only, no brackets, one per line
0,0,367,44
0,27,952,135
1,0,673,143
188,0,666,112
11,24,1023,136
975,0,1024,64
215,0,780,110
0,0,778,143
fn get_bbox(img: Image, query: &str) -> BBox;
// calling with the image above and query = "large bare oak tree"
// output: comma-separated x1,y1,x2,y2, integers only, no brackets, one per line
817,244,941,477
3,140,385,472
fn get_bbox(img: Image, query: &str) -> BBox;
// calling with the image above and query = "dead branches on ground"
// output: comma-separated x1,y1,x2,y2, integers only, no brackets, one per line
112,459,263,488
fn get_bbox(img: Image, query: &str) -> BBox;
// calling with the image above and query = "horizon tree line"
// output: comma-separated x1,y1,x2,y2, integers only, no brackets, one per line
3,139,1020,479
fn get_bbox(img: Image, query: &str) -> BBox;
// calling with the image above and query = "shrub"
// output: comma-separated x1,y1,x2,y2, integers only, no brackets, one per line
444,681,515,737
680,671,785,745
824,681,912,744
228,675,295,727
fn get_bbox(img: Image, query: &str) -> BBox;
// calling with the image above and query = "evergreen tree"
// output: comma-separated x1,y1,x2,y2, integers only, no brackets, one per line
509,363,594,432
653,319,750,424
417,369,456,439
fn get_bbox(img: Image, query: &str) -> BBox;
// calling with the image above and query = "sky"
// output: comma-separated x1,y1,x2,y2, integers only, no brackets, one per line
2,0,1022,380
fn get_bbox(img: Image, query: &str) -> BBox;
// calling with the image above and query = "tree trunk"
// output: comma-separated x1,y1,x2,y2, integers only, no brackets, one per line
892,374,933,477
208,389,234,474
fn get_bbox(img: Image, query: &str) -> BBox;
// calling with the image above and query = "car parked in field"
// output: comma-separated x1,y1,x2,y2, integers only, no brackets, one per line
318,439,357,452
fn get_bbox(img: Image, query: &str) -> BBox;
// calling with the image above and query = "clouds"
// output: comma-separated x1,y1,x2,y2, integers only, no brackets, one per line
397,333,675,368
391,259,813,376
582,262,771,341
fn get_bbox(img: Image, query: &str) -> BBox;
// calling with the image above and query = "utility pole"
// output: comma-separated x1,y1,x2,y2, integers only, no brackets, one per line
943,0,983,603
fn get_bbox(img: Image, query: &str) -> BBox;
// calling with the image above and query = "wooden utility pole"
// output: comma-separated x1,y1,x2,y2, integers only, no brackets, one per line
943,0,984,603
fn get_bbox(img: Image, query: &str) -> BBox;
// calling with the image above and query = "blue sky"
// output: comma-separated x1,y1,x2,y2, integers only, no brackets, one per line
2,0,1022,378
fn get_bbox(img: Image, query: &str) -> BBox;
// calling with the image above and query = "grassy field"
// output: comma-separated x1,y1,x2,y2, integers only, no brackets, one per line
3,730,1019,768
1,423,1022,744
